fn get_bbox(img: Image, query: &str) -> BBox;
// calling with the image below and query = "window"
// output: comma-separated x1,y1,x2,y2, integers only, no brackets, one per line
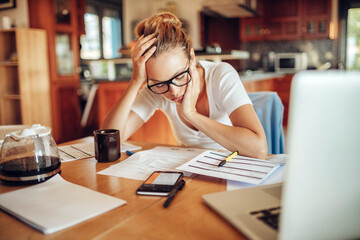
102,8,122,59
346,8,360,70
80,1,122,60
80,5,101,59
56,33,74,75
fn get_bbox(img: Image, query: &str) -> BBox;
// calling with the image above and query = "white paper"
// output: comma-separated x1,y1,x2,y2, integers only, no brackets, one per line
227,165,286,190
58,141,141,162
177,150,280,185
97,146,206,180
0,174,126,234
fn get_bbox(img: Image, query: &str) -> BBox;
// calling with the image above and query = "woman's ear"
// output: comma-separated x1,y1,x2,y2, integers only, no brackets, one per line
190,48,195,58
190,48,196,64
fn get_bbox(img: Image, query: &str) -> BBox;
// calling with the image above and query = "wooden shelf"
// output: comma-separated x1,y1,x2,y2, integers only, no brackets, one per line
0,28,52,127
2,94,20,100
0,61,18,67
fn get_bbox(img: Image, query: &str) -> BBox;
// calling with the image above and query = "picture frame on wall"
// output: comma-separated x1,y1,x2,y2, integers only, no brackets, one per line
0,0,16,10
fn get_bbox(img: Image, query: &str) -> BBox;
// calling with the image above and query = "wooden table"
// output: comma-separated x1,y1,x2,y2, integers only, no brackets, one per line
0,137,247,239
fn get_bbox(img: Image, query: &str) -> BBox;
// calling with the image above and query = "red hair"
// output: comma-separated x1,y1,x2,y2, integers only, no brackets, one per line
135,12,192,59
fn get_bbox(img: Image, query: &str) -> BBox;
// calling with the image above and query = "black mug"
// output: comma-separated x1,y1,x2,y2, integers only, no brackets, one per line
93,129,120,162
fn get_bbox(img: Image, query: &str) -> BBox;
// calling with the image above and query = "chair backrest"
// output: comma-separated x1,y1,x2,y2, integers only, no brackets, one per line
248,91,285,154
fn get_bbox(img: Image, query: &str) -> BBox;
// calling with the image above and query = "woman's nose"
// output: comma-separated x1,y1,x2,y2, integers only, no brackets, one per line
168,84,179,95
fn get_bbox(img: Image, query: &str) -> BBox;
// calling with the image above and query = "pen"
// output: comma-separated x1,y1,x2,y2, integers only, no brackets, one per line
126,150,135,156
163,179,185,208
218,151,239,167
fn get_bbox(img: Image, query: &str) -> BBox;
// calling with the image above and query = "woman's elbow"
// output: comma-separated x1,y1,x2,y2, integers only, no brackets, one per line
253,137,268,159
256,145,268,160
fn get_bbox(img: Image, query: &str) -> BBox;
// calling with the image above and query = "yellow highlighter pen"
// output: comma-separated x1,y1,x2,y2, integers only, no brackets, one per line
218,151,239,167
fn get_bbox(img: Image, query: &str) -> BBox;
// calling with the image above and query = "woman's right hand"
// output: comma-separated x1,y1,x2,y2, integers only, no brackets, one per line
131,33,157,84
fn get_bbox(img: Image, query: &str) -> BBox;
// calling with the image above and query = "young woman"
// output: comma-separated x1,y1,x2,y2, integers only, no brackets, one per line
102,12,268,159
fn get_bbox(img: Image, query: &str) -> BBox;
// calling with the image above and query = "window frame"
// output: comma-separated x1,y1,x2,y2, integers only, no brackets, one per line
81,0,123,60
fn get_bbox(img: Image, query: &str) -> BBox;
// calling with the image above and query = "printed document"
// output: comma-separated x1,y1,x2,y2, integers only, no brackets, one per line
177,150,280,185
0,174,126,234
97,146,206,180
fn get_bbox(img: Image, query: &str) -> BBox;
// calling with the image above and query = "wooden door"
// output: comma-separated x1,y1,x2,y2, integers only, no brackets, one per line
52,83,82,143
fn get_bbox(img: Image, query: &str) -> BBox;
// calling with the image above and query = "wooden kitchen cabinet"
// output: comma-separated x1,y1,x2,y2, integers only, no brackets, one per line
51,83,82,142
264,0,302,40
29,0,85,143
241,0,302,41
0,28,52,127
97,82,177,145
242,78,275,92
243,74,294,127
266,17,301,40
272,75,293,127
240,17,266,42
301,0,331,38
240,0,333,41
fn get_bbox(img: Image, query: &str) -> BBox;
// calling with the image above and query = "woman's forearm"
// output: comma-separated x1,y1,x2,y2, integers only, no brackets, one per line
184,112,268,159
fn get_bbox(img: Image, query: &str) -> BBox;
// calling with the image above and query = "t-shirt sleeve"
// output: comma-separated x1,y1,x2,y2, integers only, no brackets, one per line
212,62,252,115
131,85,161,122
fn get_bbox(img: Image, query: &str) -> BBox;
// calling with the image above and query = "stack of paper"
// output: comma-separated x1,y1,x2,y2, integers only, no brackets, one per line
0,174,126,234
177,150,280,185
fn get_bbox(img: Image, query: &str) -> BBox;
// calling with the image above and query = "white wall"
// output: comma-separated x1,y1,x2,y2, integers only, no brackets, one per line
0,0,29,29
123,0,203,49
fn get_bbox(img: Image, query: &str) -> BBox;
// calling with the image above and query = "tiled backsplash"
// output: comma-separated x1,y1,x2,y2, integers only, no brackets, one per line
241,39,334,71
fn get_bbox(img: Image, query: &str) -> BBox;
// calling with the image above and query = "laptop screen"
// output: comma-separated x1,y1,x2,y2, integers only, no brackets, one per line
280,70,360,239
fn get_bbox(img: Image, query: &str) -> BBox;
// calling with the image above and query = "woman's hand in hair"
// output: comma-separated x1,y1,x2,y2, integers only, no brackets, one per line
131,34,157,84
180,48,200,119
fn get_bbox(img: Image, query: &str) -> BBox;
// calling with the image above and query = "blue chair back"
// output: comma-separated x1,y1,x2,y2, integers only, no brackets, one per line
248,92,285,154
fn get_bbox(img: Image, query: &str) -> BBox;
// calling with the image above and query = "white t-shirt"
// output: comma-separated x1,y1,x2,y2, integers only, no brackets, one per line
131,60,251,149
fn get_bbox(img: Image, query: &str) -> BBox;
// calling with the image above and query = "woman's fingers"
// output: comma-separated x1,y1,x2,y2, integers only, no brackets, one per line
142,46,157,62
133,34,157,59
131,34,157,83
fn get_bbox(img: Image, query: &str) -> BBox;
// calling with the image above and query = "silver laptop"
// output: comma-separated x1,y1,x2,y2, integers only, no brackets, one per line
202,71,360,240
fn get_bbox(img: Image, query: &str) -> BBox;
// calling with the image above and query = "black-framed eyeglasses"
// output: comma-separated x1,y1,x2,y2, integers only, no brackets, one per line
147,67,192,94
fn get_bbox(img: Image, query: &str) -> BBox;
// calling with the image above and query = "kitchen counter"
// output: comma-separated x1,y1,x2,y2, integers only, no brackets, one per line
195,50,250,61
239,71,286,82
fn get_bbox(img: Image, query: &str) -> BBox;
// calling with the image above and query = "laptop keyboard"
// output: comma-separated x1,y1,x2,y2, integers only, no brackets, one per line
250,207,281,230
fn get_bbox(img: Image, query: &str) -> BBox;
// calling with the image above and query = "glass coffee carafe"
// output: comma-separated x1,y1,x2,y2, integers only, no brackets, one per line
0,124,61,185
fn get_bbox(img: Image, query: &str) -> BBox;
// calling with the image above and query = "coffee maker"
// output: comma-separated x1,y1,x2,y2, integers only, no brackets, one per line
0,124,61,185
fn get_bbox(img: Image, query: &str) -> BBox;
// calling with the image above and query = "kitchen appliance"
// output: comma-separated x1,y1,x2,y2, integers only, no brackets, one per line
275,53,308,73
0,124,61,185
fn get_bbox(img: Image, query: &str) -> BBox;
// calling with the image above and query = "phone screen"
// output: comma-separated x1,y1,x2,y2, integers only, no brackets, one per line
144,172,182,185
136,171,183,196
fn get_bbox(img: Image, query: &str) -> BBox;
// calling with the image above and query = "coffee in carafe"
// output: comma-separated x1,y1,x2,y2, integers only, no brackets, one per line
0,124,61,185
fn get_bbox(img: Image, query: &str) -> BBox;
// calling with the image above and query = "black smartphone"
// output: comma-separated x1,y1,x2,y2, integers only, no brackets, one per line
136,171,183,196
